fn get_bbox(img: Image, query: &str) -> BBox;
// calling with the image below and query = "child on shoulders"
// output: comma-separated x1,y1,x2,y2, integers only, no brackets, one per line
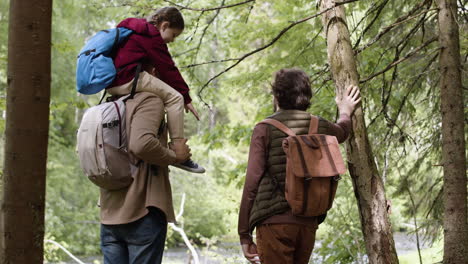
107,7,205,173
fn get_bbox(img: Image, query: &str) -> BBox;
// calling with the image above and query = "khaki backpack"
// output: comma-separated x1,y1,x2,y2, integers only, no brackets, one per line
76,65,142,190
260,115,346,217
76,95,134,190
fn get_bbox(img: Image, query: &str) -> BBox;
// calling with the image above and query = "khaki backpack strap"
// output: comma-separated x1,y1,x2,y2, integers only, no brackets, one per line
309,115,319,134
259,119,296,136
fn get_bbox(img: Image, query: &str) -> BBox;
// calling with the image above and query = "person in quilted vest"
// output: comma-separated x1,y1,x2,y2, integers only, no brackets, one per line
238,68,361,264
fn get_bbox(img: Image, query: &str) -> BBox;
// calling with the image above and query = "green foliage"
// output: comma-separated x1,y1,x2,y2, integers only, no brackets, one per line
167,135,244,247
0,0,458,261
0,0,8,141
168,172,236,246
46,142,101,258
44,234,73,262
43,0,133,260
314,177,367,263
398,239,443,264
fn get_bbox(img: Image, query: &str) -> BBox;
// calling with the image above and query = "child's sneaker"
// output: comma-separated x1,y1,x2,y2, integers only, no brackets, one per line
172,159,206,174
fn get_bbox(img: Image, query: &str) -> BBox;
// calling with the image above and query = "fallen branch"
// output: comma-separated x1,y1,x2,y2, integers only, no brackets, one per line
44,240,85,264
168,193,200,264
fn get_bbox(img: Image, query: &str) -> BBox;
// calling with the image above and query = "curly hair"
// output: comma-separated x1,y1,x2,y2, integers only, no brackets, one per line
271,68,312,111
146,6,184,30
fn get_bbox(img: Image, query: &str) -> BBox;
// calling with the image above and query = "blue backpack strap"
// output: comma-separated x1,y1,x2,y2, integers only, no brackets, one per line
98,90,107,105
110,28,122,58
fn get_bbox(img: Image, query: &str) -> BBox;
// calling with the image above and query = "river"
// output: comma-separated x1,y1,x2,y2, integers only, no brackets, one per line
53,232,431,264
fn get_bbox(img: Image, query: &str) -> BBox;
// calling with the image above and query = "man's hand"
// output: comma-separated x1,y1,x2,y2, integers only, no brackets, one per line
185,103,200,121
335,85,361,116
169,138,191,163
241,243,261,264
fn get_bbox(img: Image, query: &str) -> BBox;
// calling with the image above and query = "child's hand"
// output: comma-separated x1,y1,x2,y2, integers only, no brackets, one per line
185,103,200,121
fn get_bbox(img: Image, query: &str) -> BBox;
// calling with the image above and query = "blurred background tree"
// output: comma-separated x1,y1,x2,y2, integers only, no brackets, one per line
0,0,466,263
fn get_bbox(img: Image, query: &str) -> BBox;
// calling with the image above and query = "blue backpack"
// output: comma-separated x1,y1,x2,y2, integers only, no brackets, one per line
76,27,133,95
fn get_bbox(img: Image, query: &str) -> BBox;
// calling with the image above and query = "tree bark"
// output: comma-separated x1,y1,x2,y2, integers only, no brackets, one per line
1,0,52,263
320,1,399,263
437,0,468,263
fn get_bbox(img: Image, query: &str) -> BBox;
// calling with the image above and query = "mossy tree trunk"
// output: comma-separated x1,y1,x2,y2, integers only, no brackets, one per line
320,1,399,263
1,0,52,263
437,0,468,263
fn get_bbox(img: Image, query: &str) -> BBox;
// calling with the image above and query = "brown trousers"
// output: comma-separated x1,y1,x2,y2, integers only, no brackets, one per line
256,224,317,264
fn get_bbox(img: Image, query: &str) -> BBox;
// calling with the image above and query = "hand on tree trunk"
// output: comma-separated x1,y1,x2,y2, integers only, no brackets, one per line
335,85,361,116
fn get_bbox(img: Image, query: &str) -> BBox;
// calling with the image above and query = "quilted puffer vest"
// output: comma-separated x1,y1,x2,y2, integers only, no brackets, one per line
248,110,328,231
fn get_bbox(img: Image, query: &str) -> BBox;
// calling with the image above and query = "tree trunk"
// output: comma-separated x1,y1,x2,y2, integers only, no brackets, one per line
437,0,468,263
1,0,53,263
320,1,399,263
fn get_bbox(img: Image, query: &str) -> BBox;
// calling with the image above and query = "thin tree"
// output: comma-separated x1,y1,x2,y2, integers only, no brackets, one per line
0,0,53,263
320,1,399,263
437,0,468,262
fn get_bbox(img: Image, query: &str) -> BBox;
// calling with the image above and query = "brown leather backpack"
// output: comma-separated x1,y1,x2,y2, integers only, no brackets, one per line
260,115,346,217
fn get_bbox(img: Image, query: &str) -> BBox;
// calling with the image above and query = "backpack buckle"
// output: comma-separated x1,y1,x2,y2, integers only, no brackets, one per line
103,120,119,128
84,49,96,56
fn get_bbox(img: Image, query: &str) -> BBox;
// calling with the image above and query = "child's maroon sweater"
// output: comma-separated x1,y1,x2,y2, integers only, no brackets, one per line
110,18,191,104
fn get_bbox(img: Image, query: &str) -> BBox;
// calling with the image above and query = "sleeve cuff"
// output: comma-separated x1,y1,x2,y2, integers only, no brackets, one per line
239,234,253,245
167,148,177,165
339,113,350,119
182,92,192,105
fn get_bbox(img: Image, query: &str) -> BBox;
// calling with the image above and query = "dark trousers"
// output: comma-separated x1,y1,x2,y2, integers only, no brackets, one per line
100,208,167,264
256,224,317,264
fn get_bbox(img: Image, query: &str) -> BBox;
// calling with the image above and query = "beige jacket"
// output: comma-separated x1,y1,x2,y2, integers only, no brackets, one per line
99,92,177,224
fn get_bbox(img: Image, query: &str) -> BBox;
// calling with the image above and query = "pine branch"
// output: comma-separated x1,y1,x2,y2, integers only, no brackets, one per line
196,0,360,103
291,26,323,66
458,0,468,24
190,0,226,68
310,64,330,84
244,1,256,23
186,11,207,43
426,187,443,218
355,4,436,54
395,8,435,54
360,37,438,83
183,58,239,68
366,2,436,123
353,0,390,49
392,53,439,123
350,0,380,35
163,0,255,12
173,47,197,58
